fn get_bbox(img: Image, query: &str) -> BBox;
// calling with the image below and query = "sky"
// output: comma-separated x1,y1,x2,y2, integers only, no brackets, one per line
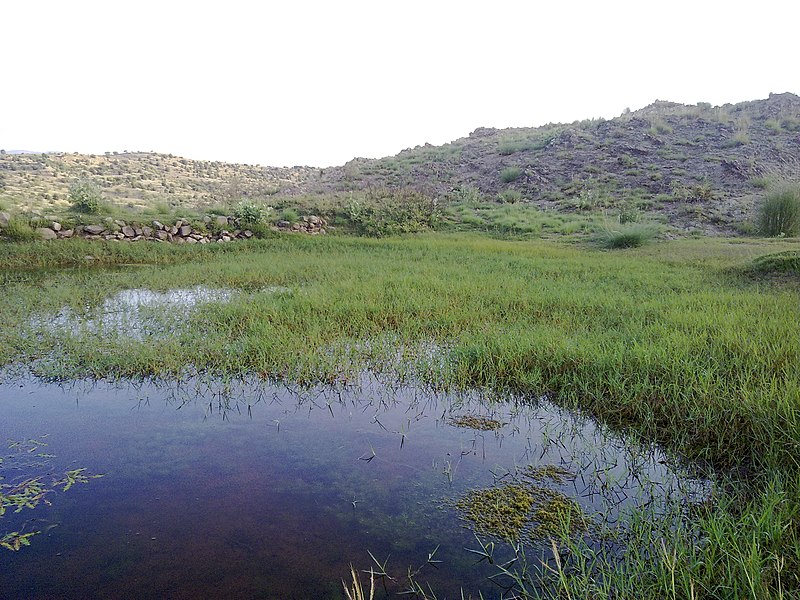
3,1,797,168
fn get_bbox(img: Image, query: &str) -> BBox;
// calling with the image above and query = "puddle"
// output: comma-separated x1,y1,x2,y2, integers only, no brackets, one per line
0,374,711,599
27,286,237,341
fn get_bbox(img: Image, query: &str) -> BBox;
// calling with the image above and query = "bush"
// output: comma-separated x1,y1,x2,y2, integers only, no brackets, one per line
234,201,271,225
500,166,523,183
498,190,522,203
68,180,102,213
278,208,299,224
346,189,442,237
758,184,800,237
0,218,38,242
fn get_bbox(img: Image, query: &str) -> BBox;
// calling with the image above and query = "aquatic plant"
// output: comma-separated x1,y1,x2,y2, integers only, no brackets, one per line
0,438,103,551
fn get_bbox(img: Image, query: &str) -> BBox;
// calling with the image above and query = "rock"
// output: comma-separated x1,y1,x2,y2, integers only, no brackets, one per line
51,221,62,232
308,215,320,224
114,219,127,227
142,226,153,237
186,237,198,244
215,215,228,227
202,215,212,224
122,226,136,237
59,229,74,238
243,230,253,238
152,220,165,230
178,225,192,237
84,225,106,235
277,220,290,228
36,227,57,240
169,226,178,235
0,212,10,227
155,230,169,241
222,235,232,242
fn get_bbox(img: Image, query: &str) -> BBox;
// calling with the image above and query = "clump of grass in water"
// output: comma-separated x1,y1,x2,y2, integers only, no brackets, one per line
448,414,503,431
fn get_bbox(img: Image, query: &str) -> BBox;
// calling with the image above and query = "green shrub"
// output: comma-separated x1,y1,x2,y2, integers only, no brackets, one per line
759,184,800,237
500,166,523,183
234,201,271,225
68,180,102,213
278,208,299,224
498,189,522,203
346,189,441,236
0,218,38,242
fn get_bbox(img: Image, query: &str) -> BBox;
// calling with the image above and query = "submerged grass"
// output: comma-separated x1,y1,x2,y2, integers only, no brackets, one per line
1,233,799,597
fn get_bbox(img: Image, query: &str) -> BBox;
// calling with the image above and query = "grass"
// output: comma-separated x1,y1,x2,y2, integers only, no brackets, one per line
601,223,660,248
759,183,800,237
0,234,799,597
501,166,524,183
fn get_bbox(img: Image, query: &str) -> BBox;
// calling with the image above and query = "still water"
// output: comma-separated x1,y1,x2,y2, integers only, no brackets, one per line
0,374,709,599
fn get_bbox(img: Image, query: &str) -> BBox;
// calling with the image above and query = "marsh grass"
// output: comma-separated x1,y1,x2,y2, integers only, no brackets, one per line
1,234,799,596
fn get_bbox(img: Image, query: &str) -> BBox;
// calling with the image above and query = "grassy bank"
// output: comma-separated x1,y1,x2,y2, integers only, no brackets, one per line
1,234,799,597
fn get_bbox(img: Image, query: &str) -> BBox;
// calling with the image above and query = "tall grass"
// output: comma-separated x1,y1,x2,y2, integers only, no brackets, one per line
759,183,800,237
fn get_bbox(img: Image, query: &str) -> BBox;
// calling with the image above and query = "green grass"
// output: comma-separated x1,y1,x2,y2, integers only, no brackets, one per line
759,183,800,237
500,166,524,183
0,234,799,597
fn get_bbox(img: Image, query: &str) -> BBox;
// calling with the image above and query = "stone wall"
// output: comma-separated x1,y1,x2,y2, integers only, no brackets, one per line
0,212,328,243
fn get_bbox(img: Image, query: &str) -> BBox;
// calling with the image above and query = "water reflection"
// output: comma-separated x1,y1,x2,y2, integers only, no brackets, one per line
0,374,711,599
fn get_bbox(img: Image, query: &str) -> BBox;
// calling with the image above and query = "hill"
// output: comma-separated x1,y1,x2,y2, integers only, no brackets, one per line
1,92,798,235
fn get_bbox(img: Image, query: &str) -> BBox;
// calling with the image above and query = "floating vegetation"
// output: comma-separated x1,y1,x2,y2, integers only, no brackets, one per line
448,414,503,431
454,476,589,542
525,464,575,484
0,437,103,551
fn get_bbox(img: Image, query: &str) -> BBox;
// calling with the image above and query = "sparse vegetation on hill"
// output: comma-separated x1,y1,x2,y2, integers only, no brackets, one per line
1,94,799,237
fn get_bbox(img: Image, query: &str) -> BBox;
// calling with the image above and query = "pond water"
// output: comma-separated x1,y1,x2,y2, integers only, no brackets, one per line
0,374,710,599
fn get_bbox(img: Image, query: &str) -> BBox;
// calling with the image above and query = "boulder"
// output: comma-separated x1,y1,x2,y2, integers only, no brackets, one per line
59,229,74,238
36,227,57,240
84,224,106,235
122,226,136,237
178,225,192,237
152,220,165,230
215,215,228,227
51,221,62,232
0,212,10,227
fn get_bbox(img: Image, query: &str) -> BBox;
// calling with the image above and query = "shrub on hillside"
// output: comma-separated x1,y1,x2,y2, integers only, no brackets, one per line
68,180,102,214
758,183,800,237
500,166,523,183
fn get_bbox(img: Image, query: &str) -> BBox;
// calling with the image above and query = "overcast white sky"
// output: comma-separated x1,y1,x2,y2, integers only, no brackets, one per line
3,1,797,167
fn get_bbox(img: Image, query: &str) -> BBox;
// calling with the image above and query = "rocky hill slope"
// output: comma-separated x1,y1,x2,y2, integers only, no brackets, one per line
2,93,798,234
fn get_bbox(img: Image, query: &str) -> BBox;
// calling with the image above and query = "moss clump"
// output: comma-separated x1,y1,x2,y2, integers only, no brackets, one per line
455,479,589,542
525,464,575,484
448,414,503,431
455,483,535,541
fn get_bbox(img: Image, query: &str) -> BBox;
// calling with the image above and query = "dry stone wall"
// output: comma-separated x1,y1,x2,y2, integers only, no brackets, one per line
0,212,328,243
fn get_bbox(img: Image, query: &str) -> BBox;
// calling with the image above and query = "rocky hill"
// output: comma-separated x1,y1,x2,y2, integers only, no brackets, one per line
2,93,798,234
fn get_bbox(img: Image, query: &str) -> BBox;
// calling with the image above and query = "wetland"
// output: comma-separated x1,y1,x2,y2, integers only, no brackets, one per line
1,234,798,598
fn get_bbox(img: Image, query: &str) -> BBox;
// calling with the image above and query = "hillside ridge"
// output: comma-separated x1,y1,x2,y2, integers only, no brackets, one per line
2,92,798,234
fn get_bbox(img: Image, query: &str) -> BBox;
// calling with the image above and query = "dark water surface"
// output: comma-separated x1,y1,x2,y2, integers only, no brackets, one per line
0,375,708,599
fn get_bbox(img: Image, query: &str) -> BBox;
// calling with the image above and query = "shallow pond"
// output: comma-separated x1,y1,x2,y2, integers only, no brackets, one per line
0,374,709,599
